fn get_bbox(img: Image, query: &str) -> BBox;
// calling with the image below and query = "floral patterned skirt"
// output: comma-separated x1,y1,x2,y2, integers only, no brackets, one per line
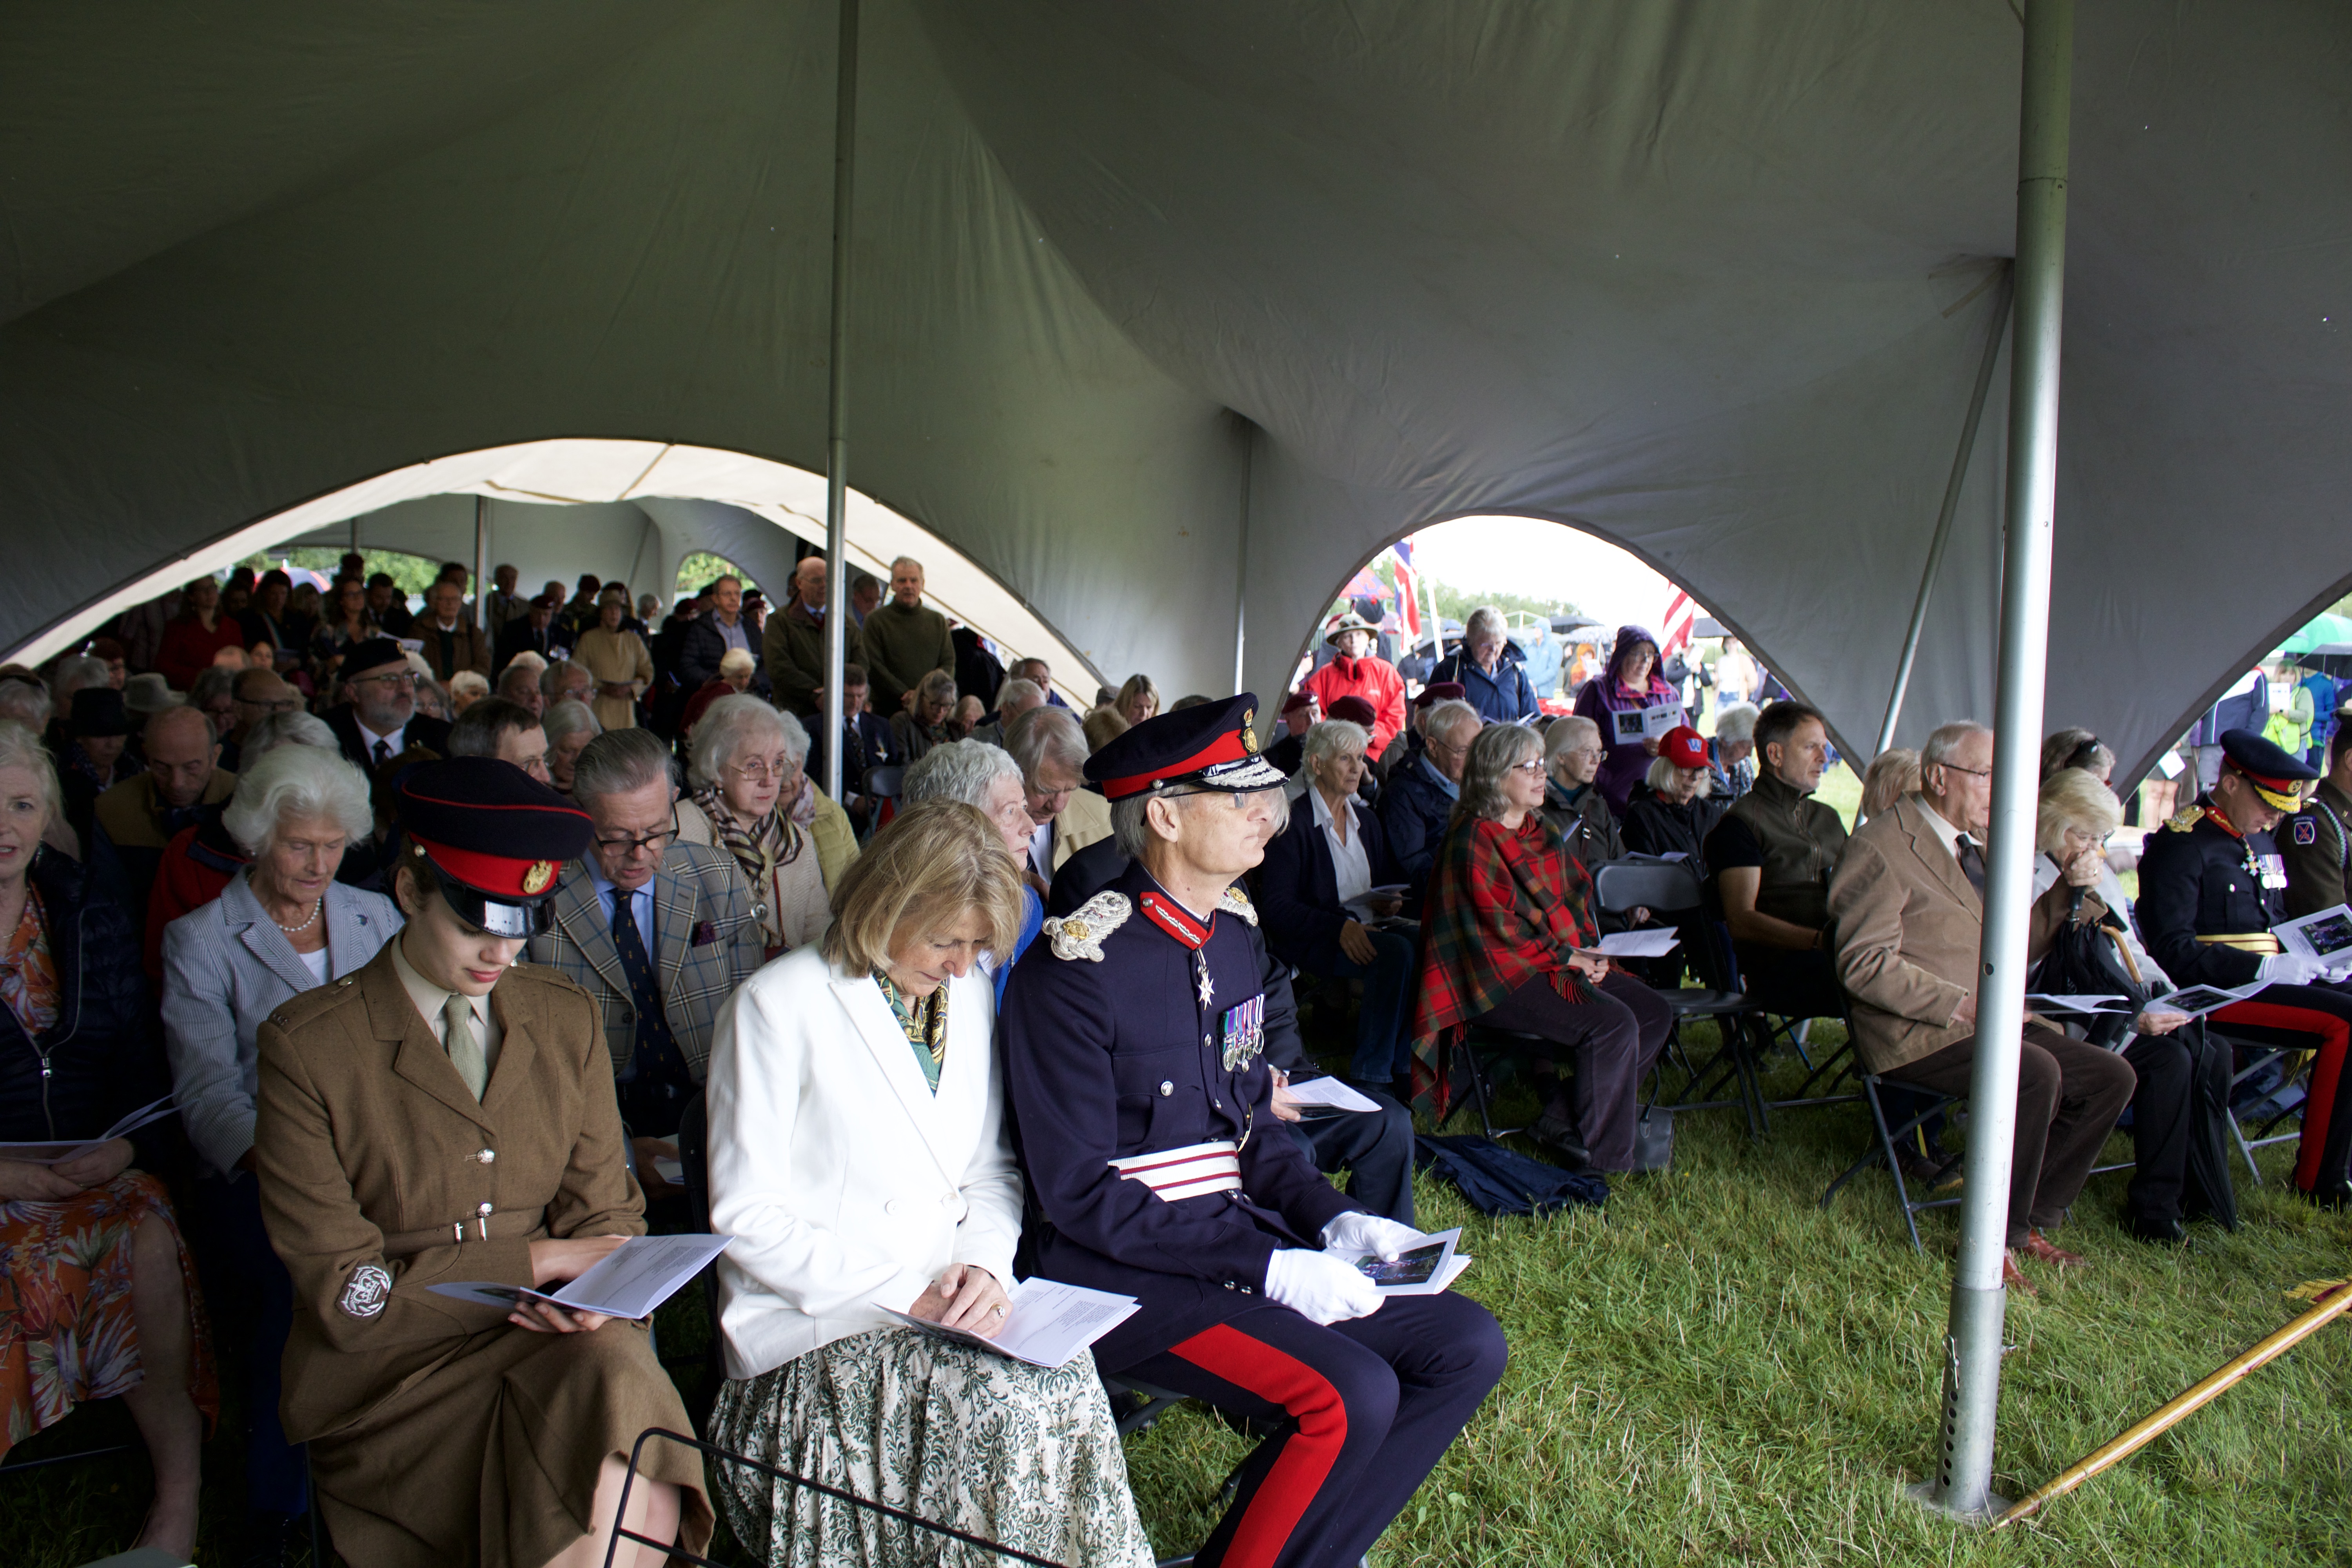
0,1172,216,1457
709,1328,1155,1568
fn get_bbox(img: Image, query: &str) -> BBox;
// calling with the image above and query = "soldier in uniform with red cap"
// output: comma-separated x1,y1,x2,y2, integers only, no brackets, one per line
2138,728,2352,1210
1000,696,1507,1568
253,757,711,1566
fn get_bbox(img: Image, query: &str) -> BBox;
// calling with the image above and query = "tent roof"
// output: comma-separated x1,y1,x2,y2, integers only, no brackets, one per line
5,2,2348,780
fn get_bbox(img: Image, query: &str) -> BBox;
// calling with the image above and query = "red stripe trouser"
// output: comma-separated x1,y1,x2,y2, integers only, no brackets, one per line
2212,981,2352,1193
1110,1292,1506,1568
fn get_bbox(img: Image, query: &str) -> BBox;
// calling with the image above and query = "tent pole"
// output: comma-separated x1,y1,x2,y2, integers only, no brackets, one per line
473,496,490,632
820,0,860,804
1915,0,2072,1525
1232,419,1252,697
1875,267,2013,757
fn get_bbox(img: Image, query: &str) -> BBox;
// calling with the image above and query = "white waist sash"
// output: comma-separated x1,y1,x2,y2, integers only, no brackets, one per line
1109,1138,1242,1201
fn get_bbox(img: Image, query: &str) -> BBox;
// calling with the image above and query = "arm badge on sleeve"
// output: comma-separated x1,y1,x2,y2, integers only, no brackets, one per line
339,1263,393,1319
2294,817,2318,846
1045,891,1131,963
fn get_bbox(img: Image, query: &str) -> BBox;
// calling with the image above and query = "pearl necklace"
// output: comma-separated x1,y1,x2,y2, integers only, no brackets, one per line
275,896,323,935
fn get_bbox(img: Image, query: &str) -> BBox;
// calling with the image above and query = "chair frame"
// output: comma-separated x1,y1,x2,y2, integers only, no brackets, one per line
1818,1073,1962,1254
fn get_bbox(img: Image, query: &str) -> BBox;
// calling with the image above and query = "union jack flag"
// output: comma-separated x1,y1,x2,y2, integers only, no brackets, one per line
1392,540,1422,640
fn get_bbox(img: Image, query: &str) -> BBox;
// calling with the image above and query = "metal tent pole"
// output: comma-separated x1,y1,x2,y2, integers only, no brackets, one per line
1875,268,2013,757
1232,419,1253,697
819,0,860,804
1916,0,2073,1524
473,496,490,632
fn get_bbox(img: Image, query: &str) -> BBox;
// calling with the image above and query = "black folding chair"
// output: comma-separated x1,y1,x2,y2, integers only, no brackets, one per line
2213,1028,2311,1183
1819,1074,1964,1254
1591,859,1768,1136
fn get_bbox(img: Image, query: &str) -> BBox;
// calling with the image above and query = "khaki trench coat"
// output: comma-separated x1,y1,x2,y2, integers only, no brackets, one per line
254,946,711,1567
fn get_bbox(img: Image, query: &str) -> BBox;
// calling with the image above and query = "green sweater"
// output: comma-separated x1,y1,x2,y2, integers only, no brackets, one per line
856,600,956,706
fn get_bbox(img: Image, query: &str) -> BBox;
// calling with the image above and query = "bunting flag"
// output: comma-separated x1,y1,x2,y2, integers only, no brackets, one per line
1391,540,1422,640
1661,586,1695,658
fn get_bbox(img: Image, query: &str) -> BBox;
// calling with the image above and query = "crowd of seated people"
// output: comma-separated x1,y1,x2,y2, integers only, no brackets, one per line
20,562,2352,1565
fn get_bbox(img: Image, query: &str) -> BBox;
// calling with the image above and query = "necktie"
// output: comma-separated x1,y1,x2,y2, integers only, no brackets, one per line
1956,838,1987,899
609,887,691,1132
371,737,391,768
443,995,487,1099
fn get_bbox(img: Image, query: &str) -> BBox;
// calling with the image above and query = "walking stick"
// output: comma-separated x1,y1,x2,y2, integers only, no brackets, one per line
1994,1279,2352,1528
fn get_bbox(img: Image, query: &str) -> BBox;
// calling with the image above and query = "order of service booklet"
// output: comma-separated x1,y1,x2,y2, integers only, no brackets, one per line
882,1277,1141,1369
428,1232,734,1320
0,1095,180,1165
1333,1227,1472,1296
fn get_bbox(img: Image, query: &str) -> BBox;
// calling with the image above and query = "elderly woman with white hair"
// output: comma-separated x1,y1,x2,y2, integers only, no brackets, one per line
902,737,1046,998
676,694,846,955
541,697,603,795
1539,713,1623,868
1711,700,1760,800
1429,604,1538,724
160,743,402,1541
2029,766,2219,1241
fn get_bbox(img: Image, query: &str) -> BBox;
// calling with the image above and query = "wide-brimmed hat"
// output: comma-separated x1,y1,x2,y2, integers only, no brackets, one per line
122,672,184,715
1324,612,1378,647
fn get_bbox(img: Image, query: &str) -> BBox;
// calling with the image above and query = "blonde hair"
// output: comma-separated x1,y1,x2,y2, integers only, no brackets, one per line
1860,748,1919,820
820,800,1025,976
2037,767,2122,855
1116,673,1161,719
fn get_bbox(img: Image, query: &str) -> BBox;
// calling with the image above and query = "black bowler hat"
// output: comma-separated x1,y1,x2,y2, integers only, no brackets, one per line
2219,727,2319,811
1083,693,1290,801
69,687,131,739
397,757,593,936
341,637,408,680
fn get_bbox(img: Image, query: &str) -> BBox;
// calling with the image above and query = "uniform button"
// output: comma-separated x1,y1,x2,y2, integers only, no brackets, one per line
1223,1281,1235,1290
1213,1099,1223,1109
939,1193,958,1209
1203,1035,1213,1048
1159,1081,1174,1097
476,1148,496,1164
884,1198,905,1216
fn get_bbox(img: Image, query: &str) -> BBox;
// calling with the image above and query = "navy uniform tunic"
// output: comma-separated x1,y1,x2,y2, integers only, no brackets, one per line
2134,802,2292,987
999,858,1359,1369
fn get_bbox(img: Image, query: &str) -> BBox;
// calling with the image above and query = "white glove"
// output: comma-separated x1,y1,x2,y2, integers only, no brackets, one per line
2259,952,2330,987
1264,1248,1383,1326
1320,1212,1426,1262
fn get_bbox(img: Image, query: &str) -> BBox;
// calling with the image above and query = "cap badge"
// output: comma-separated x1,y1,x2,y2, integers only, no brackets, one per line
1241,709,1258,751
522,860,555,895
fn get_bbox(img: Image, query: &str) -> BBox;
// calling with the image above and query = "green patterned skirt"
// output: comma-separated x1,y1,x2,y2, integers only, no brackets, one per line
709,1328,1155,1568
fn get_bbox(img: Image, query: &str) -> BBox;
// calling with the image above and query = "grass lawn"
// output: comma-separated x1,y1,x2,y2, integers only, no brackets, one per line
10,1023,2350,1566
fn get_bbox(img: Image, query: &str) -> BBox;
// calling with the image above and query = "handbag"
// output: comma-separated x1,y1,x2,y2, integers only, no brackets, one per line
1632,1107,1675,1172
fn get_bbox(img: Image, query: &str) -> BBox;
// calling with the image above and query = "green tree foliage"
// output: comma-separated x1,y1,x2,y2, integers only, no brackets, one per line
676,551,758,601
1360,558,1581,628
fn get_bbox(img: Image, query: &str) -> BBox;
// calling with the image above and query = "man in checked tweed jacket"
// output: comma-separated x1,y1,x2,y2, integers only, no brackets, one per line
525,728,764,1192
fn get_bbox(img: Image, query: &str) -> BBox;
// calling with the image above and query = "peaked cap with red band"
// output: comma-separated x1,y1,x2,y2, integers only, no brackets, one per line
1083,692,1291,802
397,756,594,902
2218,726,2319,812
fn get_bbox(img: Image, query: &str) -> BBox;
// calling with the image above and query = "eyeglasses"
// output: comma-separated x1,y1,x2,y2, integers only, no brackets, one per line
353,672,417,691
237,697,301,714
1560,746,1604,761
1939,762,1993,779
593,810,679,856
1505,759,1547,775
727,755,799,784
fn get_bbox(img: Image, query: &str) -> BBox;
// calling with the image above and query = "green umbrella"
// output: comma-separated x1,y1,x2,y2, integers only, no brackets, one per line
2276,613,2352,658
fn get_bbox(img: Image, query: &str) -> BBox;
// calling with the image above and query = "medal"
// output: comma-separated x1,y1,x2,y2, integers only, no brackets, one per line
1220,993,1265,1070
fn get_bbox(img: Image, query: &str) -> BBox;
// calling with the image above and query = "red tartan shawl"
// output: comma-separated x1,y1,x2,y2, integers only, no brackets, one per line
1409,810,1598,1114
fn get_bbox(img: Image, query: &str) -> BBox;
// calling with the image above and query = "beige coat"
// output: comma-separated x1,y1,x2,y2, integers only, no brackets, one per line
570,626,653,730
1826,793,2072,1074
254,946,710,1567
1047,785,1114,874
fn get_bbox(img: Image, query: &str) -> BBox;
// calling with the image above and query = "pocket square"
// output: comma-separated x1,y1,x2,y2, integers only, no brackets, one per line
691,920,720,947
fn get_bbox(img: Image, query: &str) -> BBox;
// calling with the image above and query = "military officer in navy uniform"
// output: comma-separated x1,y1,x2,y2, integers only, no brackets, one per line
1000,697,1506,1568
2136,728,2352,1206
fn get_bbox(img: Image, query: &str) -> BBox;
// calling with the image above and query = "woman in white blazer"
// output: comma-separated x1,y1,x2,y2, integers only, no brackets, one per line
156,741,399,1539
705,800,1153,1568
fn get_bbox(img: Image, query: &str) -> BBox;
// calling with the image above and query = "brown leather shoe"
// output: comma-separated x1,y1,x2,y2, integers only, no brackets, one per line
2002,1251,2037,1296
2019,1230,2086,1268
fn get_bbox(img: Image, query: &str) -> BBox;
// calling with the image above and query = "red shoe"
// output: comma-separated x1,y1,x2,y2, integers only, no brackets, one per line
2002,1251,2038,1297
2019,1230,2086,1269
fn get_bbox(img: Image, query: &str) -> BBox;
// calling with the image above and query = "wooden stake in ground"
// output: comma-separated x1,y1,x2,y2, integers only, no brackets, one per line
1994,1279,2352,1528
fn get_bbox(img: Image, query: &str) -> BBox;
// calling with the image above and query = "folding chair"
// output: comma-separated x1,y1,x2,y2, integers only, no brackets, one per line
862,764,904,832
2207,1028,2310,1184
1445,1024,1547,1141
1819,1074,1963,1254
1590,859,1767,1136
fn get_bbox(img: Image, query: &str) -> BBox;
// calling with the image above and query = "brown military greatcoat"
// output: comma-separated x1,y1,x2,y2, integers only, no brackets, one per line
254,945,711,1567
